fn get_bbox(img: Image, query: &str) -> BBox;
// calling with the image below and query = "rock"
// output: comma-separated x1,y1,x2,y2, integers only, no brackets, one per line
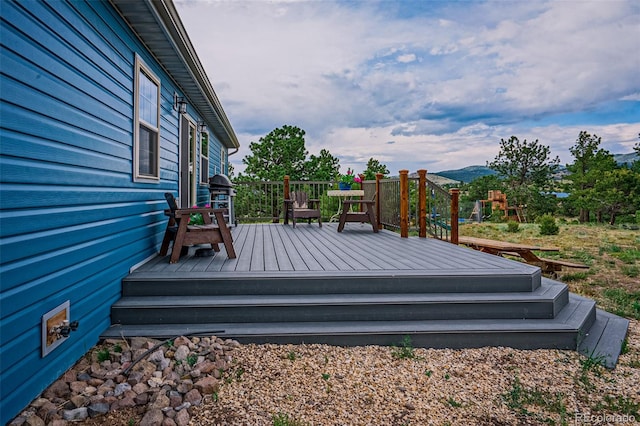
176,379,193,394
174,345,190,362
184,388,203,406
42,380,69,399
69,394,87,409
111,396,136,411
114,382,132,396
24,416,45,426
7,415,26,425
150,393,171,410
77,372,92,381
62,407,88,421
134,392,150,406
175,408,190,426
162,417,178,426
133,382,150,394
140,408,164,426
149,349,169,370
194,377,218,395
169,390,183,408
87,402,110,417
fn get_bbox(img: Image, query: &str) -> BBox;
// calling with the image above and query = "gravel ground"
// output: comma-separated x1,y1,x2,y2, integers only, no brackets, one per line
47,319,640,425
189,320,640,425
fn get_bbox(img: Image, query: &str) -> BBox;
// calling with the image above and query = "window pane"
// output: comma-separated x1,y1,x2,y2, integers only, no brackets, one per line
139,70,158,127
201,157,209,183
138,125,157,176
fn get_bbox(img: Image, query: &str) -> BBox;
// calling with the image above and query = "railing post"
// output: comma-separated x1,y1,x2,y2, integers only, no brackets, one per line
450,188,459,245
399,170,409,238
358,173,366,212
375,173,383,230
418,169,427,238
283,176,290,224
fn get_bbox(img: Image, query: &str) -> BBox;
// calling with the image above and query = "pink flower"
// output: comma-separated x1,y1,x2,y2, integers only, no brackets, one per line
354,176,362,183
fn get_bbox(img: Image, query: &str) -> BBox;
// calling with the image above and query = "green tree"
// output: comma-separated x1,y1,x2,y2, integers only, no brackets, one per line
242,125,308,181
461,174,505,203
565,131,617,223
304,149,340,181
488,136,560,218
591,168,640,225
362,157,390,180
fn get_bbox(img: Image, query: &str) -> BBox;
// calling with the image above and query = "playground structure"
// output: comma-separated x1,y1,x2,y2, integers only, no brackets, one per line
469,190,527,223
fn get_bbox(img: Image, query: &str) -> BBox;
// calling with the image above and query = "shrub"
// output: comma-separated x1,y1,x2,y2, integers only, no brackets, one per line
537,214,559,235
506,221,520,233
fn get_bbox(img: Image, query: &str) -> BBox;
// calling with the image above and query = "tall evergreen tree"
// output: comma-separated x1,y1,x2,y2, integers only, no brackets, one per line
304,149,340,181
488,136,559,216
362,158,390,180
565,131,616,223
242,125,308,181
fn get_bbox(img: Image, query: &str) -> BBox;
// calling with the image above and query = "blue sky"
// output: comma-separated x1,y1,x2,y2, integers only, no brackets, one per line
175,0,640,175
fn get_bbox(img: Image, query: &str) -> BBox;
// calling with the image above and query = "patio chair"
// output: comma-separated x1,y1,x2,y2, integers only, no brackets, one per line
284,191,322,228
337,193,378,233
160,193,236,263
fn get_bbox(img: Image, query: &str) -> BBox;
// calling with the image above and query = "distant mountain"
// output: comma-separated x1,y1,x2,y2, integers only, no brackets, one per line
433,153,637,184
615,152,639,165
434,165,496,184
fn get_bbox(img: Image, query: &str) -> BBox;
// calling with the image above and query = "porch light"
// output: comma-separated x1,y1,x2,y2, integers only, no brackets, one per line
198,120,207,133
173,93,187,114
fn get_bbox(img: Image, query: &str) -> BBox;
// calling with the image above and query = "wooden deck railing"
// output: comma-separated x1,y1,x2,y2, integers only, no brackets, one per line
232,171,459,243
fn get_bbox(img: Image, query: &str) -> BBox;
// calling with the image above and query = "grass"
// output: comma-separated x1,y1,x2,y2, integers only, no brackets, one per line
460,222,640,319
391,335,417,360
502,376,569,425
272,412,306,426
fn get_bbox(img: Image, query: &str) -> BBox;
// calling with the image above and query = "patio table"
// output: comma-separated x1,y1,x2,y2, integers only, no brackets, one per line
327,189,364,222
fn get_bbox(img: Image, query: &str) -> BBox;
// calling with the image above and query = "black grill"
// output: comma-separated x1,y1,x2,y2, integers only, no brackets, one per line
208,174,235,226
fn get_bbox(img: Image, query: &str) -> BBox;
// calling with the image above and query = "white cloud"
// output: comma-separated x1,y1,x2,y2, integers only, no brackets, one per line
175,0,640,175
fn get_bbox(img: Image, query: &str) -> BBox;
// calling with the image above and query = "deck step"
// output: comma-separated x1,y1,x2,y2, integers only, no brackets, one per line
122,269,543,296
103,293,596,351
111,281,568,324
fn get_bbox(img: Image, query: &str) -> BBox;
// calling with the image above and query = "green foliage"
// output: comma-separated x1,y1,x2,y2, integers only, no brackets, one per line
304,149,340,181
460,174,505,203
502,376,568,423
537,214,559,235
287,351,297,361
447,397,463,408
112,343,123,353
603,288,640,319
272,413,306,426
96,348,110,363
506,221,520,233
242,125,309,181
187,354,198,367
362,157,390,180
391,335,416,360
488,136,560,209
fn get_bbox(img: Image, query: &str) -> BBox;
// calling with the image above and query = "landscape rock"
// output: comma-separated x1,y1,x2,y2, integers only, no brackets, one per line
9,335,239,426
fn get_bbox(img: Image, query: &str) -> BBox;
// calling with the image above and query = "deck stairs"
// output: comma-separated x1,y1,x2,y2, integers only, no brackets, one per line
103,238,628,367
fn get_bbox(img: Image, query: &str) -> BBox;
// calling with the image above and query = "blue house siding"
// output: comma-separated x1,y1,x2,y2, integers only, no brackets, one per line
0,1,233,422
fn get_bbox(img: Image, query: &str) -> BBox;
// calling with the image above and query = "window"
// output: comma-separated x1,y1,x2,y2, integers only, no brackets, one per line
200,131,209,184
134,55,160,181
220,147,227,175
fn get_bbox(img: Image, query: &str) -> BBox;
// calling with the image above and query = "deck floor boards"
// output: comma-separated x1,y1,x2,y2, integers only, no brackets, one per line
136,223,539,278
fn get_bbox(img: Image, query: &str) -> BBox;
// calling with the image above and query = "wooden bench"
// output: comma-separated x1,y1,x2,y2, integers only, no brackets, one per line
458,236,587,275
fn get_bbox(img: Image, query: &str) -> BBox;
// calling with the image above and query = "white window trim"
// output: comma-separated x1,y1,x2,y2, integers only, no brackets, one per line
133,54,161,182
220,147,227,176
200,130,209,185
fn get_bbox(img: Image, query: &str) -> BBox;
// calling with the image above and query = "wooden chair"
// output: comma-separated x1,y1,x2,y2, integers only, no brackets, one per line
337,193,378,233
284,191,322,228
160,193,236,263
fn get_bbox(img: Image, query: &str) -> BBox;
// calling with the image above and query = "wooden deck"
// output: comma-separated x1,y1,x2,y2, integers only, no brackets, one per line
107,223,628,368
138,222,540,277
